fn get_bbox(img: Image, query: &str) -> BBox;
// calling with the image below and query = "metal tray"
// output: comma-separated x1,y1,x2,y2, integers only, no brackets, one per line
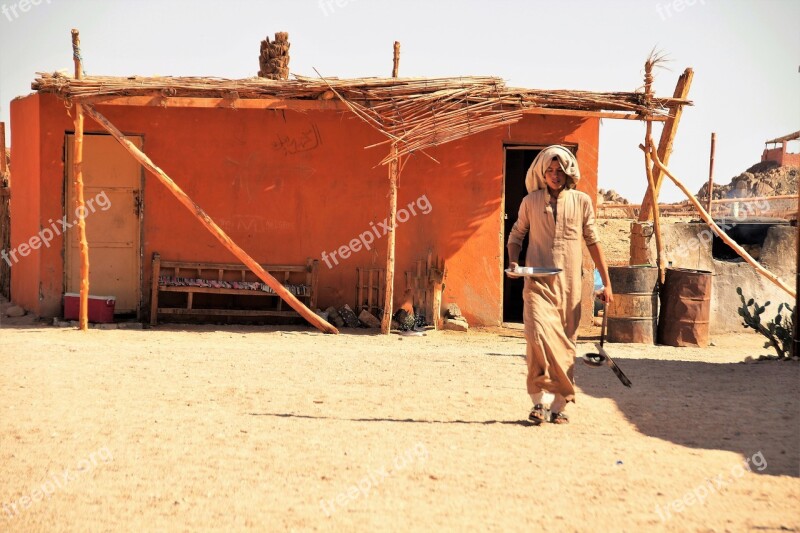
505,267,562,278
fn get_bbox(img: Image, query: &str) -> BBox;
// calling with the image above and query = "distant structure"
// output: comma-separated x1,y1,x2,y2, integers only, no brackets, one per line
761,130,800,167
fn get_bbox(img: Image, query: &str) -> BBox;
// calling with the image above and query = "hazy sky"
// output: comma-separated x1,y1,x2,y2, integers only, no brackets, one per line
0,0,798,203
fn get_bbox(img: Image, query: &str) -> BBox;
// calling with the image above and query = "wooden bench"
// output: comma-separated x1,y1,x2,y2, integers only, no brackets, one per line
150,253,319,325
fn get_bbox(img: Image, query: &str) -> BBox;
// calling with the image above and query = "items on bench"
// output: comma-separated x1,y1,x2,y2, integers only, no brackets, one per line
150,253,318,325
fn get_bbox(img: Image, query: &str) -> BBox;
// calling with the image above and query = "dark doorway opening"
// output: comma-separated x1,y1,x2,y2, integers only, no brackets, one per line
503,147,541,323
711,218,788,262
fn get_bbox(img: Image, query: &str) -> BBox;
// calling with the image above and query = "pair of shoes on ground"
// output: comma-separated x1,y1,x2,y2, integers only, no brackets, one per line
528,404,569,425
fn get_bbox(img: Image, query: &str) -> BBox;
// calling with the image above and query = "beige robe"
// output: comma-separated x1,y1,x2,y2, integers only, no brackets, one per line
508,188,599,401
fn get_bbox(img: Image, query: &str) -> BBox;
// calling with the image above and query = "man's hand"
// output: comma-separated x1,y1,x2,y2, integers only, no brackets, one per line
595,286,614,304
509,261,519,271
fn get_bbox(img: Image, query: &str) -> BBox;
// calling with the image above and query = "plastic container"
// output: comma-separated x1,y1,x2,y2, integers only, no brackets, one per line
63,293,116,323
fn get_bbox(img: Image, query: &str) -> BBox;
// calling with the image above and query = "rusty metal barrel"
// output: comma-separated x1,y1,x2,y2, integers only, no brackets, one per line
657,268,712,347
606,265,659,344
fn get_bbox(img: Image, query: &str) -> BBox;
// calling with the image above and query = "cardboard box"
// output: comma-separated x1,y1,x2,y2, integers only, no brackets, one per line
63,293,116,323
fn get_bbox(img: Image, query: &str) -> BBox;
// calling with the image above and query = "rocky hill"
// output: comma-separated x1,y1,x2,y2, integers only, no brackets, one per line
697,160,798,199
597,188,630,204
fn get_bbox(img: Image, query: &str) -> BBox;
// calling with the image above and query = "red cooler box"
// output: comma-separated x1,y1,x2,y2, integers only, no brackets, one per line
63,293,116,323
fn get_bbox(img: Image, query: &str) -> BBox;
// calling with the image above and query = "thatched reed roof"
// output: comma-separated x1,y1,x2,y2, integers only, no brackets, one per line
32,72,691,165
33,72,687,113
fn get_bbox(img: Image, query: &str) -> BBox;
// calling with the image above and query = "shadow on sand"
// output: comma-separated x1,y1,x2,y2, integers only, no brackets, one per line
249,412,533,427
577,356,799,477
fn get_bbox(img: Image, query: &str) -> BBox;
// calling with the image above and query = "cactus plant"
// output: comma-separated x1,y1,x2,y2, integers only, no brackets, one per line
736,287,795,359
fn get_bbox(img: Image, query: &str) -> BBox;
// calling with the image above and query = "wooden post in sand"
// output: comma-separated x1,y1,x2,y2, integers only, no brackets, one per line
0,122,7,178
81,104,339,334
380,42,402,334
381,144,400,334
706,132,716,214
794,191,799,358
631,68,693,265
642,56,665,283
71,29,90,331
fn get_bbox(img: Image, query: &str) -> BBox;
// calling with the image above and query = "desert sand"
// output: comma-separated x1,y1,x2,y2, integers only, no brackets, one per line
1,308,798,532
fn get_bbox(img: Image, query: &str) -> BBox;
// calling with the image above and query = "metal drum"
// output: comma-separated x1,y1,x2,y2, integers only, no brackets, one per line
607,265,659,344
657,268,712,347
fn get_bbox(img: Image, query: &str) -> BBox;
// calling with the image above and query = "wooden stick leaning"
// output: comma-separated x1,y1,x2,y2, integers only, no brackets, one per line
643,144,796,299
71,29,90,331
81,104,338,334
644,136,665,283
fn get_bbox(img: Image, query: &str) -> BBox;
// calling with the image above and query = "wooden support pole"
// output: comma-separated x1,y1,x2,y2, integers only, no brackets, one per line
644,144,796,299
631,67,693,265
641,57,665,280
0,122,7,178
795,190,799,358
81,104,339,334
638,68,694,219
71,29,90,331
381,143,399,334
392,41,400,78
707,132,716,214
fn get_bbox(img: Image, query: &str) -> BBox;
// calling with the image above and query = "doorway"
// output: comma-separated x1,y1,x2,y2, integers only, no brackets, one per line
65,133,144,316
502,147,540,323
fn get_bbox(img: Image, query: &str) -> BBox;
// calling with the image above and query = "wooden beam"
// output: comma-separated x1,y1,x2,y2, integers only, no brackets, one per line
521,107,667,121
381,144,400,334
606,195,798,210
72,29,90,331
638,68,694,220
78,96,663,121
81,104,339,334
645,145,796,299
83,95,347,111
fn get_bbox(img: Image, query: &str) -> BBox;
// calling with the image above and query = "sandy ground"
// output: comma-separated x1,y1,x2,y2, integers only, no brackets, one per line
1,302,798,532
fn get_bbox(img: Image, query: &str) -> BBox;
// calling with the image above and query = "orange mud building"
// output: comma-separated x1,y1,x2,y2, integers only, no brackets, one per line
10,85,619,327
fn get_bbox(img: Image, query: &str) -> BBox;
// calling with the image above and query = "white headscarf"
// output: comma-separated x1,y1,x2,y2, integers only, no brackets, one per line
525,145,581,193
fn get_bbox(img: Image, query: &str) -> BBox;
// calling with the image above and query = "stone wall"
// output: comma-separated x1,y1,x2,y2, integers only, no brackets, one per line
636,221,796,334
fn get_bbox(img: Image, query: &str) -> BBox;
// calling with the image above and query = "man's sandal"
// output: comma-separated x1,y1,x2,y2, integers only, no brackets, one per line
528,404,548,425
550,412,570,424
